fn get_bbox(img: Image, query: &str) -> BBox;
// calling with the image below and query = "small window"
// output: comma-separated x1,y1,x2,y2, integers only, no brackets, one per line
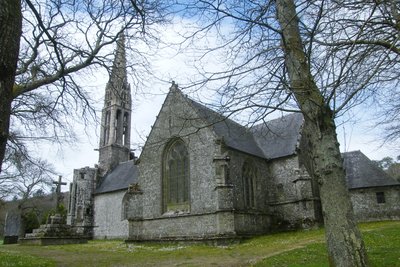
76,207,83,222
376,192,385,204
168,116,173,129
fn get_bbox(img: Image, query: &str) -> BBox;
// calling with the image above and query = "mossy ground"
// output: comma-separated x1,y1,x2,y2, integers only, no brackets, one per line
0,221,399,267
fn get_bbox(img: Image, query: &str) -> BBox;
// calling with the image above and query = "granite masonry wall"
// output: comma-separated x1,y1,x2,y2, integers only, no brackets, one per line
128,89,236,241
227,148,271,235
268,156,321,229
350,186,400,222
67,167,97,236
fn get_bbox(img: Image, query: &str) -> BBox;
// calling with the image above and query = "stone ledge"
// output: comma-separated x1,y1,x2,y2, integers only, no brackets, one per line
125,235,243,246
18,237,88,246
3,236,19,244
129,210,235,221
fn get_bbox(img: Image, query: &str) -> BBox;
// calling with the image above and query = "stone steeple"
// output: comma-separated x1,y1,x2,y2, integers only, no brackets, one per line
98,33,132,173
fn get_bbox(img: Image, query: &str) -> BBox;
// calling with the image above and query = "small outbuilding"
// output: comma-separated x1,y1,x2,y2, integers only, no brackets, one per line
343,150,400,222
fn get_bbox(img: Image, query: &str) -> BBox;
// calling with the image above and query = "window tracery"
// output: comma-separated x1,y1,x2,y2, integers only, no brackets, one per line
162,139,190,213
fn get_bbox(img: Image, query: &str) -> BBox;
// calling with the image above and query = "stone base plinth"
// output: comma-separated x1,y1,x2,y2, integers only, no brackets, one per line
3,236,19,244
19,237,88,246
19,214,88,246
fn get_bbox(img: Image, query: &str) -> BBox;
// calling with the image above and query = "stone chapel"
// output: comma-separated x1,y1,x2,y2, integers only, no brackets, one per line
67,35,400,241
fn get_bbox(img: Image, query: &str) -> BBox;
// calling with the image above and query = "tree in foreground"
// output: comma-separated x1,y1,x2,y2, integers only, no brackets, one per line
0,0,167,175
173,1,399,266
378,89,400,144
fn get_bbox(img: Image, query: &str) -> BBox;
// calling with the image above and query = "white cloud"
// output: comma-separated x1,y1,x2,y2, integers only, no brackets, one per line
31,17,399,188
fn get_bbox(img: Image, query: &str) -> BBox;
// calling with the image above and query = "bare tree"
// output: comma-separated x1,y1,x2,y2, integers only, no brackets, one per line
0,141,54,201
378,89,400,143
171,0,399,266
0,140,57,236
0,0,168,173
276,2,367,265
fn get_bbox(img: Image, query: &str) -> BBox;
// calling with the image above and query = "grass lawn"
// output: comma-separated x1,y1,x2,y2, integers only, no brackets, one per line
0,221,399,267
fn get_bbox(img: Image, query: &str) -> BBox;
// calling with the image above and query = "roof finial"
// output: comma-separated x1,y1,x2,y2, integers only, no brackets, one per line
170,80,178,91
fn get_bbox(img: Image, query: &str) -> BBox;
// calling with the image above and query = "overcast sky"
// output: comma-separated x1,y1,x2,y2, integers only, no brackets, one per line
28,19,400,188
40,82,399,188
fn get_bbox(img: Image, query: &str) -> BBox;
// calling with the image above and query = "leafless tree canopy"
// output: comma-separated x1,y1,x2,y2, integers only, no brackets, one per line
174,1,399,125
168,1,400,265
0,0,169,197
0,0,169,173
378,87,400,143
13,0,166,141
0,141,54,201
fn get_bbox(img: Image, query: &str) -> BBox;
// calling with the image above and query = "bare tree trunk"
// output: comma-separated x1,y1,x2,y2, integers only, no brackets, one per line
0,0,22,174
275,0,368,266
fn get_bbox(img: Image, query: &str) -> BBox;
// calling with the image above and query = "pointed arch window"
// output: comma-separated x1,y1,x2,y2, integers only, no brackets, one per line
242,161,257,209
115,109,122,144
122,112,129,146
162,139,190,213
103,111,111,146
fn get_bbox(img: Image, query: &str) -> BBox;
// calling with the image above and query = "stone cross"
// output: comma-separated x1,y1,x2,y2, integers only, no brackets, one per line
53,175,67,209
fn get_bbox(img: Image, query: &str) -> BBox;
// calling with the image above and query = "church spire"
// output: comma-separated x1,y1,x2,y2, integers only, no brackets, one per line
98,33,132,173
108,32,128,92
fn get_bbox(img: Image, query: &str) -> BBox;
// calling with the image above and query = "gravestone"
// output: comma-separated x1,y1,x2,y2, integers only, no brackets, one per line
3,211,21,244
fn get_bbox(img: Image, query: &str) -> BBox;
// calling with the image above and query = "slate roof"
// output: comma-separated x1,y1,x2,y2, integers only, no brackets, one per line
187,96,304,160
343,150,400,189
188,99,266,158
95,160,139,194
251,113,304,159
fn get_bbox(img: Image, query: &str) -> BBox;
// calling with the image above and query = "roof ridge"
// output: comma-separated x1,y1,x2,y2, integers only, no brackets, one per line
166,87,265,158
343,150,400,189
186,97,248,130
253,112,303,128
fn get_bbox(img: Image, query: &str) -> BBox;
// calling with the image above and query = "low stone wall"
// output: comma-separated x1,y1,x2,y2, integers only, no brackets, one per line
234,212,270,235
128,211,236,241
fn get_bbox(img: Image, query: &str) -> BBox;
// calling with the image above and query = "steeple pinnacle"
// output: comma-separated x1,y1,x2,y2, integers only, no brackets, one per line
112,33,127,80
106,32,129,99
99,32,132,173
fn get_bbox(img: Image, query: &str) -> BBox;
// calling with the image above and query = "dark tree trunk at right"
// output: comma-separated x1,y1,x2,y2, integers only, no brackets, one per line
275,0,368,266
